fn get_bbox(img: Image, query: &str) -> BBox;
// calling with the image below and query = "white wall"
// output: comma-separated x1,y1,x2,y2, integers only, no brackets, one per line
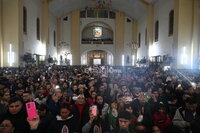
137,14,148,59
124,17,133,66
23,0,43,55
47,13,57,59
60,15,71,54
149,0,174,57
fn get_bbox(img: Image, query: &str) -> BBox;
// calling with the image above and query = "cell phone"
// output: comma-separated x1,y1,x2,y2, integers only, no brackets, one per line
26,102,37,120
91,105,97,116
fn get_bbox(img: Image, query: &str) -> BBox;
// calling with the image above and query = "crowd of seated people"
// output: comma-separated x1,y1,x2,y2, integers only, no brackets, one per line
0,65,200,133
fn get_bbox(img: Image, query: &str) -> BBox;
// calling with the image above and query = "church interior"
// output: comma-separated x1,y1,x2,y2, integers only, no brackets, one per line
0,0,200,68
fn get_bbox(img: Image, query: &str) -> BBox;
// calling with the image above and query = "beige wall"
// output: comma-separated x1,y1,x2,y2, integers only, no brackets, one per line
71,10,80,65
132,20,138,64
147,4,153,47
192,0,199,69
41,0,49,56
175,0,195,69
2,0,22,67
0,0,3,67
115,11,125,65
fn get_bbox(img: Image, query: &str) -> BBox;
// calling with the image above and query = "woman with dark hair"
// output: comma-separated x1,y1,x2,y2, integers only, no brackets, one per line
94,95,109,119
48,103,77,133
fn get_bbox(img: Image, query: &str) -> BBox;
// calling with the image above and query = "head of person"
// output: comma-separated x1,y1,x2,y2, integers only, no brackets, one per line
157,103,166,114
95,95,104,105
53,88,62,99
152,125,161,133
22,91,32,103
59,104,71,120
15,88,24,96
38,104,47,117
185,97,198,113
90,91,97,99
138,92,146,105
76,94,86,105
118,111,131,130
2,92,10,102
8,97,24,115
0,118,15,133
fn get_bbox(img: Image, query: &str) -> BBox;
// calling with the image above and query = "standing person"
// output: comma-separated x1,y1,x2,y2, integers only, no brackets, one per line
5,96,40,133
5,96,29,133
153,104,172,133
47,88,63,116
111,111,137,133
71,94,90,132
82,105,109,133
48,103,77,133
173,97,199,133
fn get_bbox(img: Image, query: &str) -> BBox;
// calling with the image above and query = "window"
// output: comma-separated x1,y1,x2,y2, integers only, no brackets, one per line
145,28,147,45
98,10,108,18
23,6,27,34
80,10,86,18
53,31,56,47
169,10,174,36
138,33,141,48
36,18,40,40
155,20,159,42
87,10,95,18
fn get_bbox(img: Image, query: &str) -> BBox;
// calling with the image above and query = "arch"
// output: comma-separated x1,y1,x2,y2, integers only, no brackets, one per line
81,21,114,45
81,49,114,65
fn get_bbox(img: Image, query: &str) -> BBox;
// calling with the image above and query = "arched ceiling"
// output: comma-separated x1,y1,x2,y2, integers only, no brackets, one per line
48,0,157,19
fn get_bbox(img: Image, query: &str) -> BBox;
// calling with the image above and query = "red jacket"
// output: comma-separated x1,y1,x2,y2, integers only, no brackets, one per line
153,112,172,132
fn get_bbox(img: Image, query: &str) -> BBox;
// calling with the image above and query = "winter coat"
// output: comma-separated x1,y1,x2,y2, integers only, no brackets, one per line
48,114,77,133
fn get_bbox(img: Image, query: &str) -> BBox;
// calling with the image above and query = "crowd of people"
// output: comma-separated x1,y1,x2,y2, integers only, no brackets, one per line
0,65,200,133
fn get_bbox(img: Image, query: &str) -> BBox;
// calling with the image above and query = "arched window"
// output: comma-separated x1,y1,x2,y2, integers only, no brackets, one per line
54,31,56,47
23,6,27,34
138,32,141,48
145,28,147,45
169,10,174,36
36,18,40,40
155,20,159,42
